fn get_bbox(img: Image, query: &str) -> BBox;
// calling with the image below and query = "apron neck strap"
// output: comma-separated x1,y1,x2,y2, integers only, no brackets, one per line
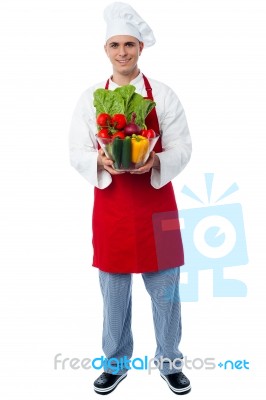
142,74,153,100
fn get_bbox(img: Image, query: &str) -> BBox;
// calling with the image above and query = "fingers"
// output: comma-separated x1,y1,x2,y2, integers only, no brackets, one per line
130,152,155,174
98,150,125,175
98,149,155,175
98,149,112,167
104,165,125,175
103,162,125,175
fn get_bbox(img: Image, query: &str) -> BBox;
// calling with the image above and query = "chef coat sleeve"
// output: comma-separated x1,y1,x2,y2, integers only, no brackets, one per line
69,90,112,189
150,88,192,189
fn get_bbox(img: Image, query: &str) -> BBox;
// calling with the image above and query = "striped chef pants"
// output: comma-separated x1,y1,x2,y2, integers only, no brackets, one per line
99,266,183,375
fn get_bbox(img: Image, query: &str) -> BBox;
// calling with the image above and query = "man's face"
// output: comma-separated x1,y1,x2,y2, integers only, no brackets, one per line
104,35,144,77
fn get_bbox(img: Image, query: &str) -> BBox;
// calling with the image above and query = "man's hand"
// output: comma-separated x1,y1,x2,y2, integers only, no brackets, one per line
130,151,160,174
97,149,125,175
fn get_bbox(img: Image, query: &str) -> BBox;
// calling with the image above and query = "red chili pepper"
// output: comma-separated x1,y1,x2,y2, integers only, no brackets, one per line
141,129,157,139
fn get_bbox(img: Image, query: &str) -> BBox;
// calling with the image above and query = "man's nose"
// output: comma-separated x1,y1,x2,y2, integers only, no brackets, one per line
118,46,127,57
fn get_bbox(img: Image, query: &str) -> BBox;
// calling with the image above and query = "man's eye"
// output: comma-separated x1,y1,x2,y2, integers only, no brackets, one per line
126,43,134,47
110,44,118,48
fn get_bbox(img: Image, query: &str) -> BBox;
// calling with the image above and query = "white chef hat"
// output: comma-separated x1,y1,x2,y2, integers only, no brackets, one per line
104,2,156,47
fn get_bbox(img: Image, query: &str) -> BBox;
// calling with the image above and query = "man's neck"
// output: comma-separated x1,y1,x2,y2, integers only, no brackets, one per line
111,69,140,86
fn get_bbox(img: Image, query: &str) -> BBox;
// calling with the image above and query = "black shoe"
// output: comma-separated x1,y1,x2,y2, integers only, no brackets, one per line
94,372,127,395
161,372,191,395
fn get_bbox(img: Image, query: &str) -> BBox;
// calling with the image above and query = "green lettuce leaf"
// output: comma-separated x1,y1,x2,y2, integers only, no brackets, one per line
93,89,124,116
126,94,156,127
93,84,156,128
114,85,136,112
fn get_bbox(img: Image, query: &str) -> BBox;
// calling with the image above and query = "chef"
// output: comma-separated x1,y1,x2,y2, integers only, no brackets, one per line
69,1,192,396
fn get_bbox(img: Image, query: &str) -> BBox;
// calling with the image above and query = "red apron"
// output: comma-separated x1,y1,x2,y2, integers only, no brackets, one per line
92,75,184,273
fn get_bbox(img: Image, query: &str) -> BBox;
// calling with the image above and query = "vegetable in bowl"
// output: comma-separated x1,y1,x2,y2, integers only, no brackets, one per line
93,84,156,130
94,84,159,171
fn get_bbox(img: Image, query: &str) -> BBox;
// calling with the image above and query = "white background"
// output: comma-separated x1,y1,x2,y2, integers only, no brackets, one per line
0,0,265,399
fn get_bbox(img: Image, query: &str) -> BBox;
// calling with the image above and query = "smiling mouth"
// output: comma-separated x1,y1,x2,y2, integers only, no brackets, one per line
117,59,131,64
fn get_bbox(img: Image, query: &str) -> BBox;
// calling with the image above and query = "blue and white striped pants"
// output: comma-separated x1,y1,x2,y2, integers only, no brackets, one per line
99,267,183,375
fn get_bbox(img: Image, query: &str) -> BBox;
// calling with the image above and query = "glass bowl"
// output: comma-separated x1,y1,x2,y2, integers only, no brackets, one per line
96,134,160,171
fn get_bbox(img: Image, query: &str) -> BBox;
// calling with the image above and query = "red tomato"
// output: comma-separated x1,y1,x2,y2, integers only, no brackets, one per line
111,114,127,130
97,128,111,138
97,113,112,127
112,131,125,139
141,129,156,139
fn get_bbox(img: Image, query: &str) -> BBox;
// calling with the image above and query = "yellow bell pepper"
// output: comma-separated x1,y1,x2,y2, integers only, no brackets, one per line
131,135,149,164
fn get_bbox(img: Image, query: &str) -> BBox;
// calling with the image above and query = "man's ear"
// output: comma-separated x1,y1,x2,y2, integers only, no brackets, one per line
104,44,108,55
139,41,144,55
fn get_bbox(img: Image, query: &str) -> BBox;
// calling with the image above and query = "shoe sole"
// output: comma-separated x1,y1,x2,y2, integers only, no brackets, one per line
160,374,191,395
94,373,127,395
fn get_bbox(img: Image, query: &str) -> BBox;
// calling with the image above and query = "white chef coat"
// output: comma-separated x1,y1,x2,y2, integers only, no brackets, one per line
69,72,192,189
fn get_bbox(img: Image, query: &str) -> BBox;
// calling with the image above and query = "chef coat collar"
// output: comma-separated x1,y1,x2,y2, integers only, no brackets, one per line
108,71,144,89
